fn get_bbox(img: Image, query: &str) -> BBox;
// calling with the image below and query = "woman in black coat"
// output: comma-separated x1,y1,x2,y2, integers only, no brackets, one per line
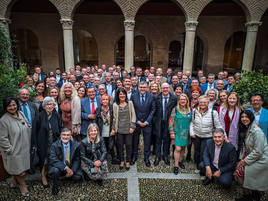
31,97,62,188
95,94,119,164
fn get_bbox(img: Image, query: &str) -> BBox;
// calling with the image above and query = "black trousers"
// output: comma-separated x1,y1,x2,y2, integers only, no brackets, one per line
117,133,132,162
155,122,170,159
199,162,233,188
48,167,83,186
132,125,152,160
194,136,212,169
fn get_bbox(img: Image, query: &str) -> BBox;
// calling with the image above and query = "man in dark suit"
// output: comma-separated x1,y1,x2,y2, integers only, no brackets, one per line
104,72,116,97
131,81,156,167
129,66,136,77
136,67,147,85
154,83,177,166
17,88,37,126
57,72,68,88
35,66,46,81
48,128,82,195
199,128,237,189
179,74,191,95
81,87,101,138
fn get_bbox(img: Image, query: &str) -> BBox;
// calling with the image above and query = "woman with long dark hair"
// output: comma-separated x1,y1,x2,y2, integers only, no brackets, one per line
234,110,268,201
111,88,136,170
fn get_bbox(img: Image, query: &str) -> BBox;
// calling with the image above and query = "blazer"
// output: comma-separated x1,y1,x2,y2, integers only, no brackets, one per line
81,96,101,135
200,82,216,94
104,82,116,93
131,92,156,126
112,101,136,133
31,110,62,168
18,101,37,125
203,139,237,174
249,107,268,142
154,93,177,137
48,139,81,173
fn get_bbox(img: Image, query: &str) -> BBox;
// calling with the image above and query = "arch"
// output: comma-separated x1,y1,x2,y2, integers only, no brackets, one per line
115,34,152,69
13,28,41,72
73,29,98,66
223,31,246,72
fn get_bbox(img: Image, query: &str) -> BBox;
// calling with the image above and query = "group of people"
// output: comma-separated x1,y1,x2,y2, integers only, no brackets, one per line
0,64,267,201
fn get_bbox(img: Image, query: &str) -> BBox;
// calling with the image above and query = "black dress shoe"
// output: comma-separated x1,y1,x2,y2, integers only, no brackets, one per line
178,162,185,169
163,157,170,166
119,165,124,170
173,167,179,175
202,178,212,186
42,183,50,188
154,157,160,166
52,185,59,195
130,158,137,166
145,159,151,167
96,179,103,186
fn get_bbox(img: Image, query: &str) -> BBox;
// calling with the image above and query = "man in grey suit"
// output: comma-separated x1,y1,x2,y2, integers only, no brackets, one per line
17,88,37,126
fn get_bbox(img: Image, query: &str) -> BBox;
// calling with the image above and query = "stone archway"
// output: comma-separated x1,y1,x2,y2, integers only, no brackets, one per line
223,31,246,72
73,29,98,67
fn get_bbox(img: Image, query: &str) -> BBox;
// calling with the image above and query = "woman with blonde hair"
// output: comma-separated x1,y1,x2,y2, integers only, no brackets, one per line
149,81,161,96
169,93,192,174
59,82,81,134
218,92,243,150
80,123,108,186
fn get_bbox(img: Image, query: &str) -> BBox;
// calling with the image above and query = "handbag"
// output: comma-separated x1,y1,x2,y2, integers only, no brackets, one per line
30,146,39,169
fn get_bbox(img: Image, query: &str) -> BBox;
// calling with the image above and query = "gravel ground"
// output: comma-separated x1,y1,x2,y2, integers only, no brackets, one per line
0,178,127,201
139,179,268,201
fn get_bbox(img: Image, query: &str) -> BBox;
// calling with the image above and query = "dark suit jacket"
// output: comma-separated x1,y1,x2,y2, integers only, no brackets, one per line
154,93,177,137
49,139,81,173
19,101,37,125
95,104,113,137
39,74,46,81
81,96,101,135
203,139,237,174
104,82,116,94
131,92,156,126
31,110,62,168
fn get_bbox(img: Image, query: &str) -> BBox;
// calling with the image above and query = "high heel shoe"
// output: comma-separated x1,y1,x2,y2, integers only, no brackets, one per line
19,186,29,197
125,163,130,171
119,162,124,170
41,177,50,188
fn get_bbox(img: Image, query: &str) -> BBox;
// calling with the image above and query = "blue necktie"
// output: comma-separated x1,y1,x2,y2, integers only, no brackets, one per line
22,104,30,123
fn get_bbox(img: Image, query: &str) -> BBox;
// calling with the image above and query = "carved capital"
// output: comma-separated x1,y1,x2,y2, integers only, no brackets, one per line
185,21,198,32
124,20,135,31
0,18,11,25
60,19,73,30
245,21,262,32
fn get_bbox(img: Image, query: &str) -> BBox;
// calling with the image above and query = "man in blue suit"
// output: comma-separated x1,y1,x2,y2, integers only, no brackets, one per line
249,94,268,142
104,72,116,97
81,87,101,138
34,66,46,81
199,128,237,189
131,81,156,167
200,73,216,94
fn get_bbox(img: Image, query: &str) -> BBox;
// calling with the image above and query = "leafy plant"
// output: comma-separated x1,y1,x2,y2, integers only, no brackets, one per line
233,70,268,108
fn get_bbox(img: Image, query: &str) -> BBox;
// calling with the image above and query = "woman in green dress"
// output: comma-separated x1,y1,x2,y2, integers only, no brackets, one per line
169,93,191,175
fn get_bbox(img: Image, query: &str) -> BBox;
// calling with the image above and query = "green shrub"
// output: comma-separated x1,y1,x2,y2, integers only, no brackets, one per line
233,70,268,108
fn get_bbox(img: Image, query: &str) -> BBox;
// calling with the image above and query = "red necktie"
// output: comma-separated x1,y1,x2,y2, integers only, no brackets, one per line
91,99,95,114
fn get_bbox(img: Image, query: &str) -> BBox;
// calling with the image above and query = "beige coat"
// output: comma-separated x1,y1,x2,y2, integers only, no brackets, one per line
112,101,136,133
72,95,81,132
0,111,31,175
241,123,268,191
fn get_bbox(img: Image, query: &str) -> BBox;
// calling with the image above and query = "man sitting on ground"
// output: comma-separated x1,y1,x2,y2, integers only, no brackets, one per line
199,128,236,189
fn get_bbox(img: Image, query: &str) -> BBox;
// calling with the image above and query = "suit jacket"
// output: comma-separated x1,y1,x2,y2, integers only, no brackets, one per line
131,92,156,127
154,93,177,137
81,96,101,135
57,79,68,88
249,107,268,142
200,82,216,94
49,139,81,173
104,82,116,96
203,139,237,174
18,101,37,125
39,74,46,81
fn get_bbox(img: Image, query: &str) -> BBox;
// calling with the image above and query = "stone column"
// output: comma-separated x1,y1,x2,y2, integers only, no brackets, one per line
183,21,198,74
60,19,74,72
242,21,262,71
124,20,135,72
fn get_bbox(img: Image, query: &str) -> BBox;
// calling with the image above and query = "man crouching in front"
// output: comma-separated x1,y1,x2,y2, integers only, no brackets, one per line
199,128,237,189
48,128,83,195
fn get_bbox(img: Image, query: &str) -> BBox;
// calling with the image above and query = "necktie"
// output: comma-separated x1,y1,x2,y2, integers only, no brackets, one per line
65,145,70,166
22,104,30,123
91,99,95,114
163,97,168,118
141,95,145,105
